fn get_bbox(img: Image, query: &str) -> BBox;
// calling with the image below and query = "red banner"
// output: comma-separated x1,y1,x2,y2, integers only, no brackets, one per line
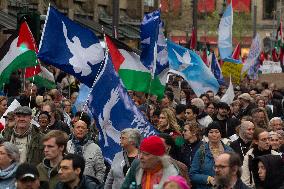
161,0,181,13
198,0,215,13
227,0,251,13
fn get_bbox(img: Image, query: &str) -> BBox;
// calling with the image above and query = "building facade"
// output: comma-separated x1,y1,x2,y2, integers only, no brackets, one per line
0,0,282,52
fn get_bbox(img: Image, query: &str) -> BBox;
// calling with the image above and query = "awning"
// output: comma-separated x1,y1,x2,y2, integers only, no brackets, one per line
171,36,187,44
198,0,215,13
199,36,253,46
227,0,251,13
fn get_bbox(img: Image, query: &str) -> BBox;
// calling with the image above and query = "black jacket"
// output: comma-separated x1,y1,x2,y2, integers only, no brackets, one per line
55,175,103,189
253,154,284,189
179,140,202,169
213,116,240,138
214,178,252,189
230,138,251,162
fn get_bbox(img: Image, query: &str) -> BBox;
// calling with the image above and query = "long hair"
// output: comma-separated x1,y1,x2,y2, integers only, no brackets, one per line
159,108,181,134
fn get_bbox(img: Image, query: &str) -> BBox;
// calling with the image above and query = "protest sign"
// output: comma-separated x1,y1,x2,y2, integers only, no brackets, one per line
221,62,244,84
259,61,282,74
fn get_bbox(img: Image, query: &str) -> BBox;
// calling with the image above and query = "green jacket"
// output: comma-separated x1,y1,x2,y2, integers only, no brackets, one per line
3,125,44,166
37,159,60,189
120,159,179,189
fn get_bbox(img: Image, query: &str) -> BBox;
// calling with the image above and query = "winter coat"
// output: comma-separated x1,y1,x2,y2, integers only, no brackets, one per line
55,175,102,189
189,142,233,189
179,140,202,170
230,138,251,162
253,154,284,189
213,178,252,189
37,158,60,189
0,162,18,189
104,151,129,189
2,125,44,166
212,116,240,138
241,148,281,188
120,158,180,189
67,140,106,183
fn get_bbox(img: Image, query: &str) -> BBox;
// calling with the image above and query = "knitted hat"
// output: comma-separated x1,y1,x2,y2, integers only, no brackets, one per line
205,121,222,136
140,136,166,156
163,175,190,189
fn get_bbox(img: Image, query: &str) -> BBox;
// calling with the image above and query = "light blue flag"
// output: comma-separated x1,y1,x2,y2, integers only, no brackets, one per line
218,2,233,59
88,55,157,162
211,52,225,85
72,83,92,114
140,10,160,72
167,40,220,97
223,57,241,64
38,6,104,87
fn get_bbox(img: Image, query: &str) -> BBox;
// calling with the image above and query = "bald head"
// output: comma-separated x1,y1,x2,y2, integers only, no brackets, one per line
239,121,255,141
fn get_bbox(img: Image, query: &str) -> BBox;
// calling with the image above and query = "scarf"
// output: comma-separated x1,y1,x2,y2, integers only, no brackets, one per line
143,163,163,189
71,135,90,154
0,162,18,179
13,125,32,138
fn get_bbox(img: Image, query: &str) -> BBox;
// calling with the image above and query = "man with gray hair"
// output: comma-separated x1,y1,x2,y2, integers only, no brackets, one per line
0,142,20,189
230,121,255,161
2,106,44,165
191,98,213,128
105,128,142,189
269,117,283,131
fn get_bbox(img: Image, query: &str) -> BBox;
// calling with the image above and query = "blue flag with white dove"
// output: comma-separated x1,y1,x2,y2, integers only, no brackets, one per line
88,55,157,162
211,52,225,85
167,40,220,97
218,2,233,60
38,6,104,87
140,10,160,72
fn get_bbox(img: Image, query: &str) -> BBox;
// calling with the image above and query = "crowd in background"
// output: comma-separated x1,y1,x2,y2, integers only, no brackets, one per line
0,66,284,189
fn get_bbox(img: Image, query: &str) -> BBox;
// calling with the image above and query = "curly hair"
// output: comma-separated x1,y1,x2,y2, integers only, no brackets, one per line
159,108,181,134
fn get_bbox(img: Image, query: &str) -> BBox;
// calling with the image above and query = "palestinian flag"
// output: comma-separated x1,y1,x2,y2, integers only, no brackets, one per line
0,21,38,88
105,35,166,99
25,65,56,89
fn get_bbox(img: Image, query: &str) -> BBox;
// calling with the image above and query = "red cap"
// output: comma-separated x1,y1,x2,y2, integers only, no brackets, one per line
140,136,166,156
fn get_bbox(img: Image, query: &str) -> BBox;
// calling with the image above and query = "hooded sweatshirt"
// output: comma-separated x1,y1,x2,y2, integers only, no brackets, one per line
253,154,284,189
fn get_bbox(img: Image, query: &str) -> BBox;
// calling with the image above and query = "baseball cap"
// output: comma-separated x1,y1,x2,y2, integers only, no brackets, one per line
16,163,39,181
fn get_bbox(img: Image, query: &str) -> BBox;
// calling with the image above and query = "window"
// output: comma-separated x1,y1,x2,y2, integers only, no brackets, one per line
263,0,276,19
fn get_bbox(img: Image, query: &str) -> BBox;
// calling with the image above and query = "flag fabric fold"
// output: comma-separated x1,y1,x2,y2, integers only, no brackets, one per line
105,35,166,99
211,52,225,85
88,54,157,161
140,10,160,72
242,33,261,74
167,40,219,97
220,76,235,105
38,6,104,87
0,22,38,89
232,43,241,60
190,27,197,50
218,2,233,59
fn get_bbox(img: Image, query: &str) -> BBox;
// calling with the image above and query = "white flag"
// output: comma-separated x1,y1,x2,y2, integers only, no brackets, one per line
221,76,235,105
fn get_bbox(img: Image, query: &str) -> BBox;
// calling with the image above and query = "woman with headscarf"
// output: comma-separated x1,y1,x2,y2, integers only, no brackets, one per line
253,154,284,189
0,142,20,189
189,122,232,189
105,128,141,189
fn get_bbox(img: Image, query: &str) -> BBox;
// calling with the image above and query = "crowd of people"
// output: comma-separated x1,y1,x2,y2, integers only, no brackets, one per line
0,70,284,189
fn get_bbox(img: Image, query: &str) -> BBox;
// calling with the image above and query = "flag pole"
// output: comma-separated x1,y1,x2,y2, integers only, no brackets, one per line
79,26,107,120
